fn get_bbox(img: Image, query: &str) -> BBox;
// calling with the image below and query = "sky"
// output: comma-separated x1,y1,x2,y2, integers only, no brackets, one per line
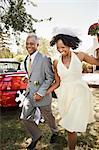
31,0,98,39
12,0,99,52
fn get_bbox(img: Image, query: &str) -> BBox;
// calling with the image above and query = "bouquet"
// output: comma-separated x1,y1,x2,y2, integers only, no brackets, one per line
88,22,99,42
88,23,99,36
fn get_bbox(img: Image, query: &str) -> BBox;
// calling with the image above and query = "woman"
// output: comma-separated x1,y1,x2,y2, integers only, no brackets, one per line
46,28,99,150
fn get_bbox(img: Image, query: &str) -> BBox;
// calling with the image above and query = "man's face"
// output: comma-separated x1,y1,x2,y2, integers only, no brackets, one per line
26,37,38,55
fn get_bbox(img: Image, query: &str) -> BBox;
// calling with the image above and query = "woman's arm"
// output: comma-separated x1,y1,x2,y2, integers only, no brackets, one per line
46,60,60,95
78,51,99,66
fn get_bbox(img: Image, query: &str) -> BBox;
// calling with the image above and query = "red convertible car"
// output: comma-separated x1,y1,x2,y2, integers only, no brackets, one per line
0,58,27,107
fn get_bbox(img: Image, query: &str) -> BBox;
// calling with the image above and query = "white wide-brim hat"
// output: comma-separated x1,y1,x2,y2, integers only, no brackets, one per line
52,26,80,37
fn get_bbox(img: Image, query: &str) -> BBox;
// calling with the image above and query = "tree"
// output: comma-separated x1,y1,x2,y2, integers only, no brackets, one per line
0,48,13,58
39,37,50,55
39,37,58,60
0,0,52,40
0,31,11,50
0,0,52,56
0,30,14,58
1,0,36,33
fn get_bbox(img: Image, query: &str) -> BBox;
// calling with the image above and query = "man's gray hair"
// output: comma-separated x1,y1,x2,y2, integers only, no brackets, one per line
27,33,39,43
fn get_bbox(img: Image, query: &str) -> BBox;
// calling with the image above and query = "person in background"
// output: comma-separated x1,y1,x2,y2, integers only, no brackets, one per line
46,27,99,150
20,34,58,150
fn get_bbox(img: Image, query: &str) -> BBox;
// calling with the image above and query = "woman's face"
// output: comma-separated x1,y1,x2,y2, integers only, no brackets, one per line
56,39,70,56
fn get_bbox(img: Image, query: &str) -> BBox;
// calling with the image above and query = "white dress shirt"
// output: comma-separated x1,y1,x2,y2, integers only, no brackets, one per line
26,51,38,70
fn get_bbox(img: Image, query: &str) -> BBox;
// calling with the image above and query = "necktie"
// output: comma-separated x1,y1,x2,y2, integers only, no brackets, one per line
28,56,32,76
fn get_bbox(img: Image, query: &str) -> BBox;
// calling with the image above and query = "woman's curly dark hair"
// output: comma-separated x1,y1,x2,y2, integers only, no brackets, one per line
50,34,81,50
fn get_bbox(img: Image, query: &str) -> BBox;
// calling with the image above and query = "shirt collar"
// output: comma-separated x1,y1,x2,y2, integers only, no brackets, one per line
28,51,38,63
30,51,38,59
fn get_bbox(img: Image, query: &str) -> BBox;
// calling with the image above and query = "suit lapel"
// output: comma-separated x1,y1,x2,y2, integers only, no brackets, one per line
24,55,28,73
29,52,41,78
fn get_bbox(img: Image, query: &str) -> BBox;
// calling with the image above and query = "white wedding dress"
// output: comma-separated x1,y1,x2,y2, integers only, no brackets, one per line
56,51,95,132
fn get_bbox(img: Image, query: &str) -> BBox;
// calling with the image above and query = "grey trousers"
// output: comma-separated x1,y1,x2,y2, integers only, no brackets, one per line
21,104,58,141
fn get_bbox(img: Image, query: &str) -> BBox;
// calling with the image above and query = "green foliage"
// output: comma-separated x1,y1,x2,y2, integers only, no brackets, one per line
82,62,93,73
0,0,37,33
1,108,99,149
77,123,99,149
88,23,99,36
0,31,11,49
0,0,52,45
39,37,50,55
90,27,99,36
17,39,28,55
14,54,25,62
0,108,28,150
0,48,13,58
0,31,13,58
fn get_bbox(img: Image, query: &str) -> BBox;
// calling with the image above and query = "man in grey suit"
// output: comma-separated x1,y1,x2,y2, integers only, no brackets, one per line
20,34,58,149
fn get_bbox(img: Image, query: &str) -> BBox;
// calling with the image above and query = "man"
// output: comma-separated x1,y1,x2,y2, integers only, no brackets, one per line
20,34,58,150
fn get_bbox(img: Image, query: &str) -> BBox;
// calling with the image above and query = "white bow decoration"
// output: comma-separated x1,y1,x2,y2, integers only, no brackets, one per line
15,90,45,125
15,90,26,107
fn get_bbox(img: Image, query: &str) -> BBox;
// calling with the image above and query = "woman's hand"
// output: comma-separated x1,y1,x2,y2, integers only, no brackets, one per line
46,60,60,95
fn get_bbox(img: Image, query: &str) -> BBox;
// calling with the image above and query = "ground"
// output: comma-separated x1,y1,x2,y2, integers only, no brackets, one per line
0,100,99,150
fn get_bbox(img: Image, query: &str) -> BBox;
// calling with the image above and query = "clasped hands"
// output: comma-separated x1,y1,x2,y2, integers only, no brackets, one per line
22,77,43,101
33,93,42,101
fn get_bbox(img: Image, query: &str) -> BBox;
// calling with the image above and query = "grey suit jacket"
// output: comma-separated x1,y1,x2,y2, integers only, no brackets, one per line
25,51,54,107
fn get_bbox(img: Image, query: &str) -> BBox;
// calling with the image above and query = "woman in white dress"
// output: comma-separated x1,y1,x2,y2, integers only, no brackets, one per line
46,28,99,150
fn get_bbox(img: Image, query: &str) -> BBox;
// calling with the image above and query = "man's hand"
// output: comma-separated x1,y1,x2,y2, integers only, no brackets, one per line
22,77,28,83
33,93,42,101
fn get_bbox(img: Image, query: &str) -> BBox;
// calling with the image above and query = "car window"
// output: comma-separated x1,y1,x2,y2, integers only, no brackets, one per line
0,62,20,73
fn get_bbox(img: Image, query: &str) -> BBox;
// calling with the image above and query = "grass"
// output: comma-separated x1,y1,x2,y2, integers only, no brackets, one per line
0,107,99,150
0,108,27,150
